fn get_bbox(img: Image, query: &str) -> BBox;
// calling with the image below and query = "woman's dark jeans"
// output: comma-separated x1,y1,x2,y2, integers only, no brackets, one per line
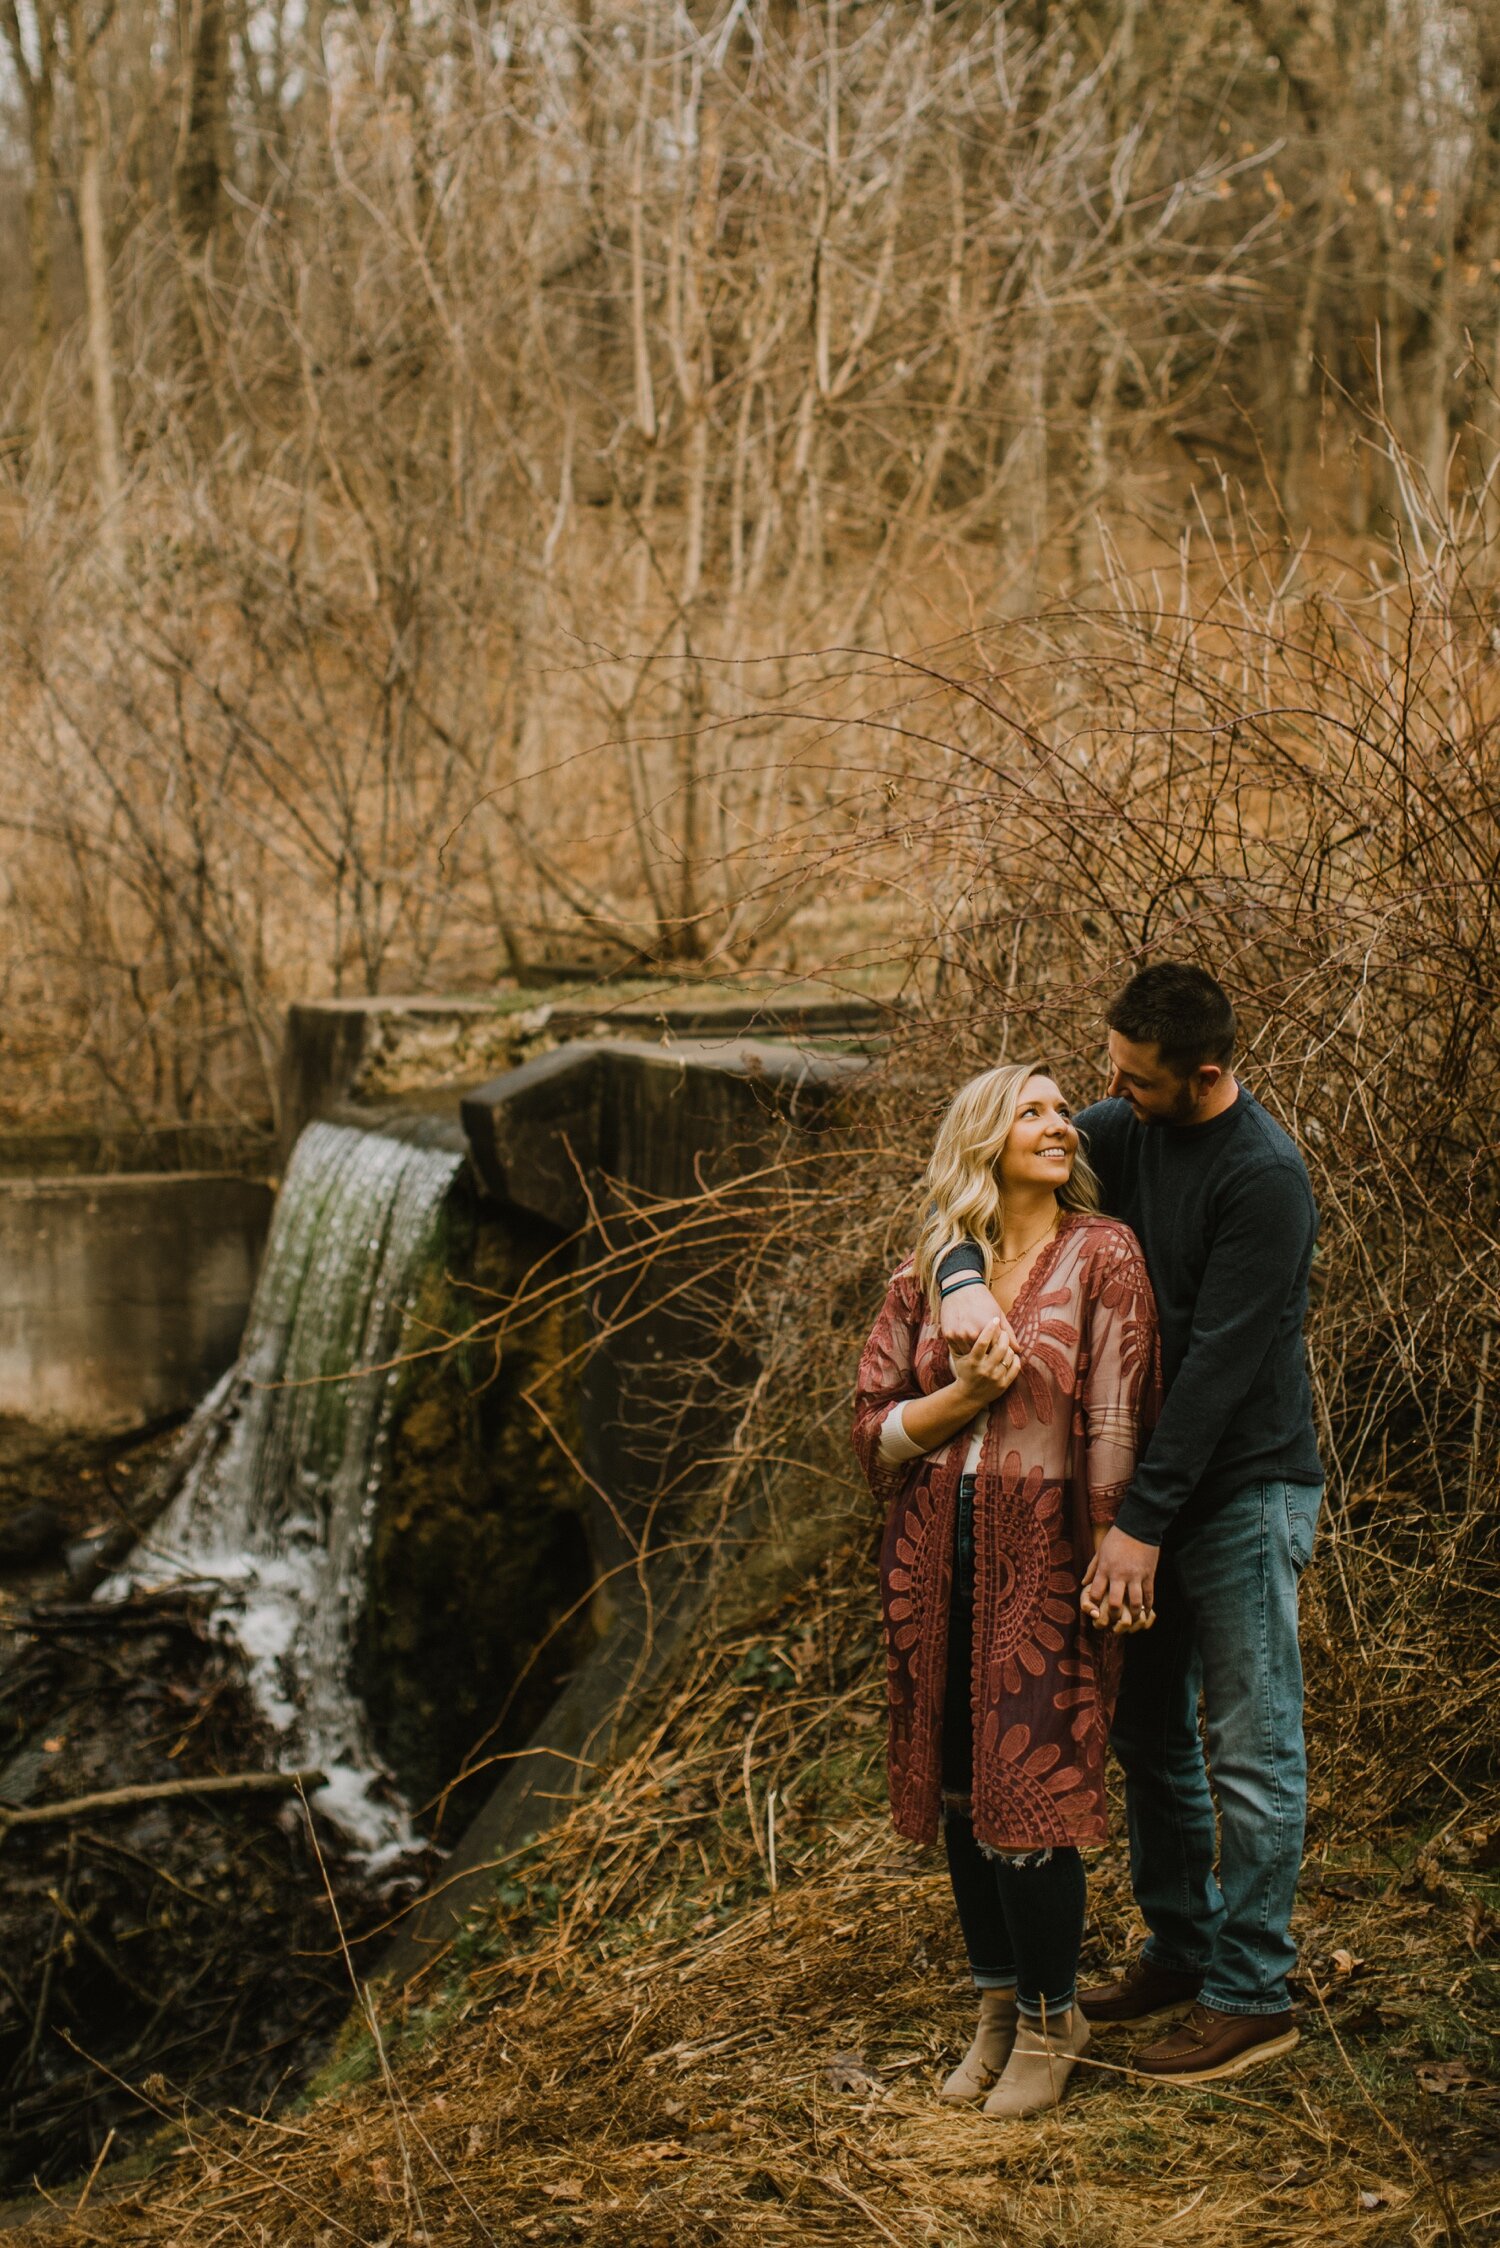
941,1474,1085,2020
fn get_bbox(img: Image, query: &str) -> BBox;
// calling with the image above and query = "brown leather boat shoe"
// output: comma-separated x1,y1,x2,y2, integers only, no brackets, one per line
1078,1957,1203,2024
1130,2002,1300,2084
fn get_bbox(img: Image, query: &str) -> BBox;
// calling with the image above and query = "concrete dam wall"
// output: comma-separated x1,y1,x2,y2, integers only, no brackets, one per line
0,1172,273,1430
75,984,880,1957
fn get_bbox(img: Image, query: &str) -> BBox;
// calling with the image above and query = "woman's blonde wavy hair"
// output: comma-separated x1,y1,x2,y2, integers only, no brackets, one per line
913,1060,1100,1306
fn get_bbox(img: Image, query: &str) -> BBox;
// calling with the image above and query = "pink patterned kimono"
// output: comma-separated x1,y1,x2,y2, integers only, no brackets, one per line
853,1213,1159,1854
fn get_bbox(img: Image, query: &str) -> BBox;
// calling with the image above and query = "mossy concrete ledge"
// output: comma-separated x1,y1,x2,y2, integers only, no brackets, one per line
458,1034,865,1229
278,981,893,1155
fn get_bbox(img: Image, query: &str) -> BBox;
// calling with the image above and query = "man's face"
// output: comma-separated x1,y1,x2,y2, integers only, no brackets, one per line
1105,1031,1216,1125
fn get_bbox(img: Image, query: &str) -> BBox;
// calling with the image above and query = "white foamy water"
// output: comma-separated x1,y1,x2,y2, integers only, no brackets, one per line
106,1120,463,1865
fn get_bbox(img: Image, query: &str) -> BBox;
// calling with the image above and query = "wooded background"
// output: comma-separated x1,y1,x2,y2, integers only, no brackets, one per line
1,15,1497,2227
1,0,1498,1129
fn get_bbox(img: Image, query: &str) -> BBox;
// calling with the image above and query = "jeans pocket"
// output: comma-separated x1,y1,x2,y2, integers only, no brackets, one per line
1283,1482,1322,1574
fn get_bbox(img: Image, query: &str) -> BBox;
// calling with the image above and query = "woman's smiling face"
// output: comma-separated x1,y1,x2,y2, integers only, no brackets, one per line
998,1073,1078,1193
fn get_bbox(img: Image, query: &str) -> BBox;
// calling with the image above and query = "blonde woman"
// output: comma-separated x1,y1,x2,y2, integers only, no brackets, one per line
853,1064,1158,2118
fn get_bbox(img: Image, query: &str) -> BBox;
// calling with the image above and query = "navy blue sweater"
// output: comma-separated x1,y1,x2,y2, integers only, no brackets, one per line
939,1090,1323,1542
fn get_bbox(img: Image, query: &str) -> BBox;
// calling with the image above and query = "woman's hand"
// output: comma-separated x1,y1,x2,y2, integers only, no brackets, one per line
950,1318,1022,1406
880,1316,1023,1458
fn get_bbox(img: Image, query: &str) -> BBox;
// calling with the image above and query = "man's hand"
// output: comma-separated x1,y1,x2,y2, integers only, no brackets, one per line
940,1279,1011,1353
1081,1525,1160,1634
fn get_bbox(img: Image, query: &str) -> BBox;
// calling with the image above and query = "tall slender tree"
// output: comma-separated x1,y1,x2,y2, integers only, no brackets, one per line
1,0,61,442
60,0,124,560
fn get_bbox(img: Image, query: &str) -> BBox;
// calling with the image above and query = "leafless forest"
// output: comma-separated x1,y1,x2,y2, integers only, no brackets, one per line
2,6,1499,2239
2,0,1499,1130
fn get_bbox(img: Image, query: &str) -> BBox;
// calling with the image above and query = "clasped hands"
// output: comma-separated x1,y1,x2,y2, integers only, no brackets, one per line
1080,1525,1158,1636
948,1315,1022,1405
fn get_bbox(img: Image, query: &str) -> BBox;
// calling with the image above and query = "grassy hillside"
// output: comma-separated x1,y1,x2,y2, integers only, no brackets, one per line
10,1514,1496,2246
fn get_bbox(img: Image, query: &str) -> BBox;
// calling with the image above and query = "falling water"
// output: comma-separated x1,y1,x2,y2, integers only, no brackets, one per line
109,1120,464,1863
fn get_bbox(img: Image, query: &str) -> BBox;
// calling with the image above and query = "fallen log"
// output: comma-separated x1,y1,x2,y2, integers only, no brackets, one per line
0,1769,325,1837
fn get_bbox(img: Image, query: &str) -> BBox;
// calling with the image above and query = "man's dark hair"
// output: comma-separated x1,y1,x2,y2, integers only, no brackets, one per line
1105,962,1236,1074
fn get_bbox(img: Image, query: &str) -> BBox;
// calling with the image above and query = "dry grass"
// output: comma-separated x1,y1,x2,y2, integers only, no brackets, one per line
10,1511,1496,2248
8,500,1500,2235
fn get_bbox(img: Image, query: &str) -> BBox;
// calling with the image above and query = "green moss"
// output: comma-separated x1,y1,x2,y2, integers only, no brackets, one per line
298,2030,379,2103
356,1188,598,1827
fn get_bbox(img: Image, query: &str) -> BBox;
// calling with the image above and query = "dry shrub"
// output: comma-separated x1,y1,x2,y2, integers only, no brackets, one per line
717,505,1500,1828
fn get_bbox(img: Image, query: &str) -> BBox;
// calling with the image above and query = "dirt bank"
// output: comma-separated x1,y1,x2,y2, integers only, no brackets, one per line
7,1524,1495,2246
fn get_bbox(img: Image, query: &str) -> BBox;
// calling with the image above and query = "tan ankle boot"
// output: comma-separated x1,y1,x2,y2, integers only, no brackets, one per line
981,2006,1090,2119
939,1989,1018,2102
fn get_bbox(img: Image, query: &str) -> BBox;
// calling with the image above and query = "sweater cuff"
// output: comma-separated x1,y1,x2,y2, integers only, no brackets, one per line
936,1241,985,1287
878,1401,926,1465
1113,1492,1172,1546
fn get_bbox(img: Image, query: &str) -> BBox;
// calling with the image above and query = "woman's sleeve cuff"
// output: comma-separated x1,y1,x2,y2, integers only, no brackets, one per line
878,1401,926,1464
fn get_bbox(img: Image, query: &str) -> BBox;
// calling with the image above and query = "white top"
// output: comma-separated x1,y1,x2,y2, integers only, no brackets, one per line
879,1398,986,1474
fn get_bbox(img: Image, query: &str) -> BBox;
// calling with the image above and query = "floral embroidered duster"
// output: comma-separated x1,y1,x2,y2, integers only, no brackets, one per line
853,1213,1159,1854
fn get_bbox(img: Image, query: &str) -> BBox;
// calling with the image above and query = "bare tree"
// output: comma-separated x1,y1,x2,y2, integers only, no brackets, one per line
171,0,230,387
1,0,60,441
3,0,1500,1124
58,0,123,556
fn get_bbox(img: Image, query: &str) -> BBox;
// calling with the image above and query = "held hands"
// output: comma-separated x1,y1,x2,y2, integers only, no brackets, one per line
1080,1525,1159,1635
949,1317,1022,1406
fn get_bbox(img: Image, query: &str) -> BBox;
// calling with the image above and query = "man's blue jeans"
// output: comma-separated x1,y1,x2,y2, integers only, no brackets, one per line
1110,1478,1323,2016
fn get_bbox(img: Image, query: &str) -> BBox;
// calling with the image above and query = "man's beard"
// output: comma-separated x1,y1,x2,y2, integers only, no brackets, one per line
1136,1079,1198,1125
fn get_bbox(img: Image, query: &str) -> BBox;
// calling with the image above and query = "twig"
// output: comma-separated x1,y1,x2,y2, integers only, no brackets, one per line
0,1769,325,1837
1467,1327,1491,1517
16,1832,77,2079
767,1784,780,1929
741,1709,766,1876
75,2125,116,2213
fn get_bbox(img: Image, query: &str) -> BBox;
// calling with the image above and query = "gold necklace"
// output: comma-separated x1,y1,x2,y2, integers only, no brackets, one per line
991,1210,1062,1274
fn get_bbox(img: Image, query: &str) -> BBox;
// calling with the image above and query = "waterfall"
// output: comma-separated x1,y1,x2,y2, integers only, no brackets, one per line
109,1120,464,1863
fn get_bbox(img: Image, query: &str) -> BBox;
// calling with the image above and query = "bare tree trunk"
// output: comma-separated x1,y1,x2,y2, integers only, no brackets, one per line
1005,270,1052,610
65,0,124,562
27,74,57,434
1423,219,1457,517
628,2,659,443
1,0,59,442
1283,169,1337,524
1074,333,1124,588
172,0,230,400
173,0,229,248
